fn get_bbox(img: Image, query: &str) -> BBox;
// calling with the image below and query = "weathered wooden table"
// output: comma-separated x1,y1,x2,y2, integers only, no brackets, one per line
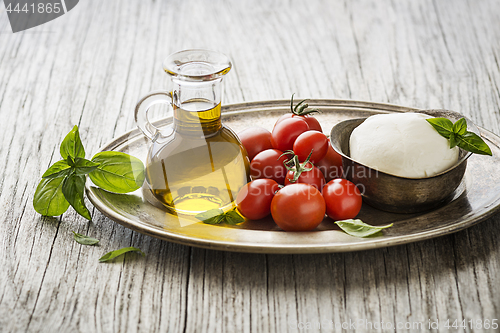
1,0,499,332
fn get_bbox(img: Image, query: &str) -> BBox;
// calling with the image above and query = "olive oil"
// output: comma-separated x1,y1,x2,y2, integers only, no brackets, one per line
145,100,250,215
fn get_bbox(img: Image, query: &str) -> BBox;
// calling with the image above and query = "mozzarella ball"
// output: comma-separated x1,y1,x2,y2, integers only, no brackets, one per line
349,113,459,178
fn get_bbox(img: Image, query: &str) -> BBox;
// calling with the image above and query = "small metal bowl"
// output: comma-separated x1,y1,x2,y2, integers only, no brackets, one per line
330,109,477,213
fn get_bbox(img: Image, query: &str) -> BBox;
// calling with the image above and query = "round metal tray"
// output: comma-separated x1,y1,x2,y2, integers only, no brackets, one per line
85,99,500,253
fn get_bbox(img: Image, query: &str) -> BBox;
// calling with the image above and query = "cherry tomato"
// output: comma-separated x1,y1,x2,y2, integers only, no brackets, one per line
284,164,325,191
322,179,362,220
275,113,322,132
238,127,273,160
315,144,343,182
271,118,309,152
236,179,280,220
271,183,326,231
250,149,288,184
293,131,329,163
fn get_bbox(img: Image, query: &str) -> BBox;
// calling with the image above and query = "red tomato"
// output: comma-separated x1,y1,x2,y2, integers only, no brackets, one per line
250,149,288,184
271,118,309,152
315,144,343,182
271,183,326,231
322,179,362,220
284,164,326,191
275,113,322,132
293,131,329,163
238,127,273,160
236,179,280,220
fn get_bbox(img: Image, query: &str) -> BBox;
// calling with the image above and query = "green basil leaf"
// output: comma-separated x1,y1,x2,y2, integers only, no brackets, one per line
335,219,393,237
60,125,85,159
195,208,244,225
427,117,492,156
205,214,226,225
42,160,72,179
449,133,459,149
62,174,91,220
72,231,99,245
225,210,245,225
457,132,492,156
74,158,99,176
67,156,75,167
453,118,467,135
426,118,454,139
89,151,145,193
195,208,225,224
99,247,145,262
33,177,70,216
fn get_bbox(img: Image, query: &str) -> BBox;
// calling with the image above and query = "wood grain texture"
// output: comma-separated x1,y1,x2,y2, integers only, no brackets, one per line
0,0,499,332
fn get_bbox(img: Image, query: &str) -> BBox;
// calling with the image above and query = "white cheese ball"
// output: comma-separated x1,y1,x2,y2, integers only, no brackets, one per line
349,113,459,178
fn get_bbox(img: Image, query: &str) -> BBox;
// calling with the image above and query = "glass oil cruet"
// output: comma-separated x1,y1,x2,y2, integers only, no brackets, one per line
134,49,250,216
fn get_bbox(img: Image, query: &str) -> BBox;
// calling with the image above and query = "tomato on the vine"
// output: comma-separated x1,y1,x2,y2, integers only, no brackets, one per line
282,151,326,191
271,183,326,231
236,179,280,220
250,149,288,184
238,127,273,160
322,179,362,220
293,131,329,163
274,94,323,132
275,113,322,132
315,144,343,182
285,164,325,191
271,117,309,152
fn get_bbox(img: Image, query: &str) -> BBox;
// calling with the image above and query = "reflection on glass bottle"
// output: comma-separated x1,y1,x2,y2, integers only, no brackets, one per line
146,100,250,215
135,50,250,216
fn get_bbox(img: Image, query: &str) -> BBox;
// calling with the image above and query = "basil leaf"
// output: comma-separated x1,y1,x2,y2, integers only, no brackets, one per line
89,151,145,193
427,117,492,155
195,208,225,224
67,156,75,167
457,132,492,156
426,118,454,139
204,214,226,225
225,210,245,225
42,160,72,179
449,133,459,149
60,125,85,159
335,219,393,237
72,231,99,245
73,158,99,176
99,247,145,262
62,174,91,220
195,208,244,225
453,118,467,135
33,177,70,216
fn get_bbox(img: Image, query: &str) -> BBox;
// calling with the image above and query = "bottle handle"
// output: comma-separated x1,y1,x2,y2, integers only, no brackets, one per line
134,91,173,141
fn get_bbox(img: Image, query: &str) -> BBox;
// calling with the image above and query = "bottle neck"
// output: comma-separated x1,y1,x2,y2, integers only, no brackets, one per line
173,101,222,136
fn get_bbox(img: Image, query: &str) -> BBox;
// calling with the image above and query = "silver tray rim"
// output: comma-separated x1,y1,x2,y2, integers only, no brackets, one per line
85,99,500,253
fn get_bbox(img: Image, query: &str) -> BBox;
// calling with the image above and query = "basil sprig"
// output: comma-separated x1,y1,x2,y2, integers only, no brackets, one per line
335,219,393,237
195,208,245,225
426,117,492,156
33,125,145,220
